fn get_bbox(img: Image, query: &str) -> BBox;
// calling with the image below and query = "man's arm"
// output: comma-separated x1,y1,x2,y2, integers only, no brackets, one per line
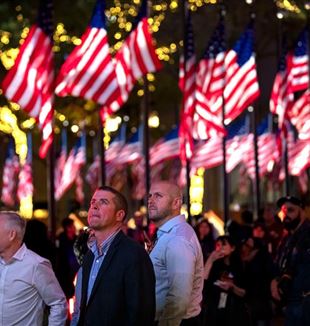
70,268,82,326
159,237,197,326
124,248,156,326
34,260,68,326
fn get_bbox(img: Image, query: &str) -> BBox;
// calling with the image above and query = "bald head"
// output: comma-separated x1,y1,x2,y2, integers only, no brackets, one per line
0,211,26,241
148,181,183,226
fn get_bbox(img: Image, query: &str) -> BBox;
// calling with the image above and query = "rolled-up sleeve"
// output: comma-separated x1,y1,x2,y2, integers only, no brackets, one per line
34,260,68,326
158,237,196,325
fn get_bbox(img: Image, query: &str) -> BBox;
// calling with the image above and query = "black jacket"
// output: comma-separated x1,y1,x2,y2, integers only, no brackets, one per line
78,231,156,326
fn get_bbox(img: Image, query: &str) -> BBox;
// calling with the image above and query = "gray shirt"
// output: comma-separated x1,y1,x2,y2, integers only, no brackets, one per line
150,215,204,326
0,244,67,326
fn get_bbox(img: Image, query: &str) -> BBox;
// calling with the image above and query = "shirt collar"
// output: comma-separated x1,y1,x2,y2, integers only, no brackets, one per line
158,215,186,234
0,243,27,265
90,228,121,256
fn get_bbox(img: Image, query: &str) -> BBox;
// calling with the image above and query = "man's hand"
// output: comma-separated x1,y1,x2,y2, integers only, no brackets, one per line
271,278,281,301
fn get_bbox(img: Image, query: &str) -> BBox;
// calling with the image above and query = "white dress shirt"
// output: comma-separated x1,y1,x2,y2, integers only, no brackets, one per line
150,215,204,326
0,243,67,326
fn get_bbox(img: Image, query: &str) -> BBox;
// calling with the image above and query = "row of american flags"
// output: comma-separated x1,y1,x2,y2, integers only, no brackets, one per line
0,0,309,207
2,112,309,208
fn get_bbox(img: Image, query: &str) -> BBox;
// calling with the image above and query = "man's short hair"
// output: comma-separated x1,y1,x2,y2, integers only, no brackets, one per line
0,211,26,240
97,186,128,220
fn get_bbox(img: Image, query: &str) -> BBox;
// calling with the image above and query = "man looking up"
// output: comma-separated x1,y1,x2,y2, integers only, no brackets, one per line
71,186,155,326
148,181,204,326
0,211,67,326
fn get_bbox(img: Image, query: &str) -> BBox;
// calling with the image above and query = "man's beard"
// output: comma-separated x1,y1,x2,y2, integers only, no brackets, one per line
283,213,301,231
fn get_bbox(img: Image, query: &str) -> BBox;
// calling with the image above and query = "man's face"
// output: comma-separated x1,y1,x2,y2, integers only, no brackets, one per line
148,183,174,223
281,202,302,230
88,190,122,231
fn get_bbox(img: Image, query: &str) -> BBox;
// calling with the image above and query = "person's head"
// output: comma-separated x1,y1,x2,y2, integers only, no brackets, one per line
88,186,128,233
252,222,266,239
196,219,213,239
262,204,276,223
215,235,236,257
62,217,76,240
148,181,183,227
0,211,26,260
277,196,305,231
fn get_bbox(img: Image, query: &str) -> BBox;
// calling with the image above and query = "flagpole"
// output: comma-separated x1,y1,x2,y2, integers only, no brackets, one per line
276,8,290,195
142,0,151,206
249,4,260,220
182,0,192,224
47,131,56,242
219,2,229,228
98,112,106,186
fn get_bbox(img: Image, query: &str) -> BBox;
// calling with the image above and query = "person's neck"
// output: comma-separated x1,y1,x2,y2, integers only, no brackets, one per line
0,242,22,263
155,213,179,228
94,225,120,245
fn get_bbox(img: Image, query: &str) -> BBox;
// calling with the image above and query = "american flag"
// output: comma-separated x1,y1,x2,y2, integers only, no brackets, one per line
212,22,260,124
1,140,20,207
105,123,127,163
194,17,227,139
288,89,310,140
270,39,294,129
55,135,86,201
55,0,120,106
297,170,308,194
288,28,309,93
2,0,54,159
85,155,100,193
288,138,310,177
242,117,280,180
225,115,251,173
17,134,33,203
179,10,196,164
191,137,223,170
101,0,162,118
116,125,143,165
150,126,179,167
54,129,67,190
75,134,87,204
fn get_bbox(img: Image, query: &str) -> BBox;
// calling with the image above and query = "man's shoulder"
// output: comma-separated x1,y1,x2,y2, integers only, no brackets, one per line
23,247,51,265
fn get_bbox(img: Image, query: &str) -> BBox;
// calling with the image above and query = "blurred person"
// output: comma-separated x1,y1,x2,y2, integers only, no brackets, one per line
0,211,67,326
271,196,310,326
23,218,57,268
259,204,284,257
56,217,80,299
148,181,204,326
241,237,275,326
71,186,155,326
127,211,148,246
202,235,249,326
195,218,215,263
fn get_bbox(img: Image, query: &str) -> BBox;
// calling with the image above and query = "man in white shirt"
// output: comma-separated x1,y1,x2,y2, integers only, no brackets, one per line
148,181,204,326
0,211,67,326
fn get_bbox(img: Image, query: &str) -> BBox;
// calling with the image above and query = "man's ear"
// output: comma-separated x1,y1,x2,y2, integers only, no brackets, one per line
115,210,125,222
8,229,16,242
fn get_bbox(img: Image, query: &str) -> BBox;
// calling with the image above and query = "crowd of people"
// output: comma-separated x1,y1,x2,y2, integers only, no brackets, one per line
0,182,309,326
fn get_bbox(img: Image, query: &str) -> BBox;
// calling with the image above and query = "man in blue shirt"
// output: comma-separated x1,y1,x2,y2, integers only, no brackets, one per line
148,181,204,326
71,186,155,326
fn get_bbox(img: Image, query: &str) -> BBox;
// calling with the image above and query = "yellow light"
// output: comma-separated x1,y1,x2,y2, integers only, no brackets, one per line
19,196,33,219
1,34,10,44
72,37,82,45
148,112,160,128
33,209,48,219
105,116,121,133
71,125,79,133
137,89,144,97
114,32,122,40
58,114,66,122
146,73,155,82
170,1,178,10
20,118,36,129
